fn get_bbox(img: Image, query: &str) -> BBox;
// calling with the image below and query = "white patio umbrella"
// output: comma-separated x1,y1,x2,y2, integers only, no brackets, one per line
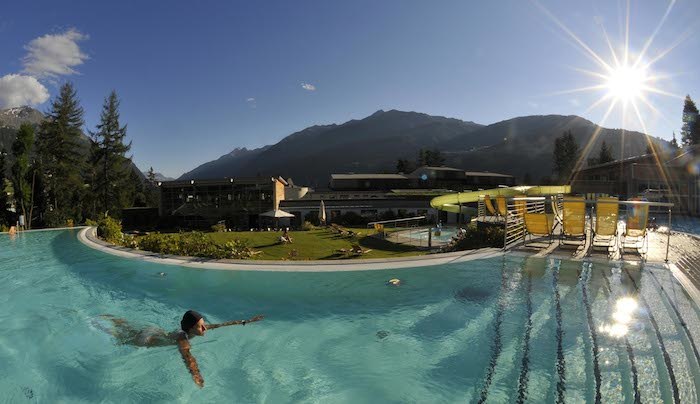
259,209,296,228
319,200,327,225
259,209,296,218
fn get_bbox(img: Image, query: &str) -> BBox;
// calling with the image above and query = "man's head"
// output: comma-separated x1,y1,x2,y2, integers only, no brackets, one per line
181,310,207,336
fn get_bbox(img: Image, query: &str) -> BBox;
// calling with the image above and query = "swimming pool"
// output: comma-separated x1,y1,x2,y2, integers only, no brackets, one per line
2,230,700,402
398,227,459,244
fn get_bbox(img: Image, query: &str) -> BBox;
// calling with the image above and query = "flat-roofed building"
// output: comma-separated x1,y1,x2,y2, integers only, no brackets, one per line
571,147,700,214
330,173,411,190
409,166,515,189
330,166,515,192
159,177,287,228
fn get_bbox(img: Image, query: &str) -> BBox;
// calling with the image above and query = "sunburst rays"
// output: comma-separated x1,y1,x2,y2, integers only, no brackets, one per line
533,0,688,192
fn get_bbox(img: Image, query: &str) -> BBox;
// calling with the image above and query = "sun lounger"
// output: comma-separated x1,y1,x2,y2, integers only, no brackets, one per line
622,200,649,258
591,197,619,253
496,195,508,217
524,212,554,246
484,195,501,221
560,196,586,247
351,244,372,255
551,195,563,226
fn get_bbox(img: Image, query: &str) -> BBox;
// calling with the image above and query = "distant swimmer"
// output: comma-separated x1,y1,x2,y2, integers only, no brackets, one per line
386,278,401,286
100,310,264,387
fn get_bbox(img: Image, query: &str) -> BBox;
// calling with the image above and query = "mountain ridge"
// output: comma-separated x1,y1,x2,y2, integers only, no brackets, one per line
178,110,667,185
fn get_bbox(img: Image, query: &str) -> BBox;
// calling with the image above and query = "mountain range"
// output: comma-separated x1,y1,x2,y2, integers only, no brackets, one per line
180,109,668,186
2,106,668,186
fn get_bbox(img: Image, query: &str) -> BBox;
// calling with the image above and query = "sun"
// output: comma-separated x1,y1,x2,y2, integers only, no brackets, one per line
533,0,684,188
605,65,649,104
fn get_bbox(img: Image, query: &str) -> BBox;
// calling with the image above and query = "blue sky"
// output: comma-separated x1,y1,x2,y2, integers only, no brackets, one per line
1,0,698,177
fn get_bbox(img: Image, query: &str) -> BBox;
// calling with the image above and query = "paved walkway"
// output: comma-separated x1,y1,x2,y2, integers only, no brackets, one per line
657,231,700,291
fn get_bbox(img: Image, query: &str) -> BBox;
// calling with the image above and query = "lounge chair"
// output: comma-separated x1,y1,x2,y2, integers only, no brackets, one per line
622,200,649,257
551,195,563,227
560,196,586,248
523,212,554,246
591,197,619,254
351,244,372,255
512,195,527,216
484,195,501,221
496,195,508,217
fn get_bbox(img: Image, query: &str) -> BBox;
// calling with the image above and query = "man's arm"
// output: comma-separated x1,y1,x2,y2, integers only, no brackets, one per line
207,315,264,330
177,336,204,387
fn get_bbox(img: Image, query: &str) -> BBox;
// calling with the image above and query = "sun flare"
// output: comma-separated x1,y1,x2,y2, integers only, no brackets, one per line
605,65,649,103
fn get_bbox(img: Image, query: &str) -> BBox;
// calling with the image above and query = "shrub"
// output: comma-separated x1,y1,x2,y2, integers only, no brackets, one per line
444,224,504,252
133,232,258,259
334,211,368,226
85,218,99,226
211,223,226,232
0,224,8,232
302,221,315,231
304,212,320,226
97,216,123,244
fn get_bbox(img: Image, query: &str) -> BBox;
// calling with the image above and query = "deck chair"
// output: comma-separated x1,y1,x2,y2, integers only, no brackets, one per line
591,197,619,253
622,201,649,257
484,195,501,221
496,195,508,217
551,196,563,226
560,196,586,247
524,213,554,246
513,195,527,216
351,243,372,255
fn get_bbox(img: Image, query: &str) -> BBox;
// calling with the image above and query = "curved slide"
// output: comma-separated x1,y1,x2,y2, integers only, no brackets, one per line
430,185,571,213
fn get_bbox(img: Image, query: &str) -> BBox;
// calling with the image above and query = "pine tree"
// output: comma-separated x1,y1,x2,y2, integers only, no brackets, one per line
90,91,132,216
36,82,86,226
681,95,699,146
670,132,679,149
692,118,700,146
426,149,445,166
145,166,160,207
416,149,426,167
553,130,580,182
396,159,414,173
0,148,9,226
598,140,614,164
11,124,34,228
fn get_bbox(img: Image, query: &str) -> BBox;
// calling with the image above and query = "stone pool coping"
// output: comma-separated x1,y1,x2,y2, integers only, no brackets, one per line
77,227,504,272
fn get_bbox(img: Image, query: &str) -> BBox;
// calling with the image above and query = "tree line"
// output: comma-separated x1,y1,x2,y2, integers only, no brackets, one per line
0,83,158,229
396,148,446,173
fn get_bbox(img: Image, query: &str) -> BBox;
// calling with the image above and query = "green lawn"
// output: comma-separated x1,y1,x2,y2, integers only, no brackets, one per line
203,227,427,260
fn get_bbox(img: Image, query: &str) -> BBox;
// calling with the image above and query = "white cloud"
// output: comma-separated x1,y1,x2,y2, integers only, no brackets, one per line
569,98,581,107
527,101,539,109
0,74,50,108
301,82,316,91
22,28,89,78
246,97,255,102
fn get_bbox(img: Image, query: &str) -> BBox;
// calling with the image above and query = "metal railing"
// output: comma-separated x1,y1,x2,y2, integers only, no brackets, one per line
503,197,547,250
498,195,675,262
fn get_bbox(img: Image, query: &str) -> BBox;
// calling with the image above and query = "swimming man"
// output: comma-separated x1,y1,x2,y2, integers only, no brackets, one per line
101,310,264,387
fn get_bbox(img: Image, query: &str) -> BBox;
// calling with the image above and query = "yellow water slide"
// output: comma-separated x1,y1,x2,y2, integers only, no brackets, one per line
430,185,571,213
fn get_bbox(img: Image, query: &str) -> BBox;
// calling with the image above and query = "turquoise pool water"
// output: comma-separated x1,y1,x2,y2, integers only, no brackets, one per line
3,230,700,402
401,227,458,244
